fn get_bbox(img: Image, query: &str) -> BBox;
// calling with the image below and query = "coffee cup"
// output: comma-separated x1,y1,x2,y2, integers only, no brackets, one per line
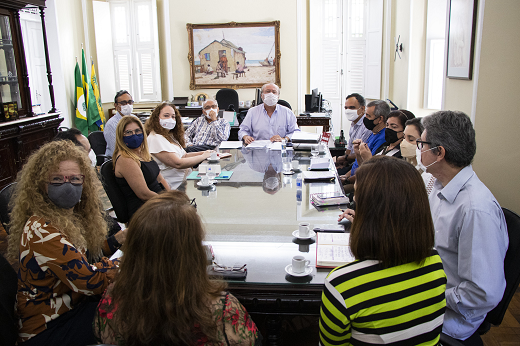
245,100,251,108
292,255,310,274
292,160,299,170
210,152,218,160
200,175,210,186
239,101,245,107
319,143,327,152
299,222,310,237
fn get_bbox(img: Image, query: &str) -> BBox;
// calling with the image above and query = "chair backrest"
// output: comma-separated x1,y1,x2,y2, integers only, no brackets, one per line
485,207,520,325
0,183,17,234
100,160,130,224
88,131,107,156
216,88,239,112
277,99,292,110
0,253,18,346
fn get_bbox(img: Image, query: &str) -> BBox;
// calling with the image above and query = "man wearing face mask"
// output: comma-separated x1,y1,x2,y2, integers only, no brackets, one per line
54,128,97,167
336,93,371,175
420,111,508,345
238,83,299,144
104,90,134,157
184,99,230,152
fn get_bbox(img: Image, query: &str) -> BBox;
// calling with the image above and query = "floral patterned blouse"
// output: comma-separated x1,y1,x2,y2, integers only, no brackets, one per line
16,216,118,343
95,284,260,346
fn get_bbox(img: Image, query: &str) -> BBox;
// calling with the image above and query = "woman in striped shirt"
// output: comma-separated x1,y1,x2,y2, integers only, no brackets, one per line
320,156,447,346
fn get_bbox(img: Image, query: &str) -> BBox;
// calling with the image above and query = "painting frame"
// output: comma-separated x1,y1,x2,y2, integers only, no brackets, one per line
446,0,478,80
187,21,281,90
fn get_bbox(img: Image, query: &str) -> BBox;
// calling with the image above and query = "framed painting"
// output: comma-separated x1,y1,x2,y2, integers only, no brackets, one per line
446,0,478,79
187,21,281,90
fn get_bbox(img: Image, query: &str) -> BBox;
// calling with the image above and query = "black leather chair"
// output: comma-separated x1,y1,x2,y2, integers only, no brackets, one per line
440,207,520,346
0,182,16,234
100,160,130,224
0,253,18,346
88,131,111,165
277,99,292,110
216,88,239,112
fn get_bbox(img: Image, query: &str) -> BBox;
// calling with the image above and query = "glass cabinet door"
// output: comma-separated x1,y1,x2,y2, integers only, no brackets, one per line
0,14,21,120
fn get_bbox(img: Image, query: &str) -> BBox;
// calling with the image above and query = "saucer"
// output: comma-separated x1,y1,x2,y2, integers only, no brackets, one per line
207,158,220,164
197,181,213,189
291,168,302,173
292,230,316,239
282,170,295,175
285,264,313,277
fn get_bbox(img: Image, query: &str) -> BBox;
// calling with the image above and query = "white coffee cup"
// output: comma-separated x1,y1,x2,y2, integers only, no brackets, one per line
200,175,210,186
245,100,251,107
292,255,310,274
292,160,299,170
210,152,218,160
239,101,245,107
319,142,327,152
299,222,310,237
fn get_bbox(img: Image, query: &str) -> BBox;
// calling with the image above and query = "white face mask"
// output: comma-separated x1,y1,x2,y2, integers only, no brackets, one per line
416,146,438,171
160,118,176,130
205,107,218,119
344,109,360,121
119,104,133,116
264,176,279,190
263,93,279,107
88,149,97,167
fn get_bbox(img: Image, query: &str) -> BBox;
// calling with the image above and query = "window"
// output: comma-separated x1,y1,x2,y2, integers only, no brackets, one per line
205,53,210,61
93,0,161,103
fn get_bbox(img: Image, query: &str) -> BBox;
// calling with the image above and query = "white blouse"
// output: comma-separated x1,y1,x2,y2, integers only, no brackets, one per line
147,132,189,190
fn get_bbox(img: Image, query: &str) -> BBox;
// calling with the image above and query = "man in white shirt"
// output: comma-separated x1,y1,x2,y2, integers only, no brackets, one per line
184,99,230,152
104,90,134,156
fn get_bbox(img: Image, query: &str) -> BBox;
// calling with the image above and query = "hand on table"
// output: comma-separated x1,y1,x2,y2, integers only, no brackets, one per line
270,135,283,142
243,136,255,144
338,208,355,222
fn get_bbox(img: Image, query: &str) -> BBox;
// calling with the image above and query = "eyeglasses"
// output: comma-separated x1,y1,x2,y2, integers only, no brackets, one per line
190,198,197,209
117,100,134,106
123,128,143,136
203,105,218,110
416,140,432,150
49,174,85,186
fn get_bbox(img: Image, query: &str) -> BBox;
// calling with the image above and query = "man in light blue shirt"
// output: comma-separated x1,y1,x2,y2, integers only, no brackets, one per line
238,83,298,143
419,111,508,345
104,90,134,156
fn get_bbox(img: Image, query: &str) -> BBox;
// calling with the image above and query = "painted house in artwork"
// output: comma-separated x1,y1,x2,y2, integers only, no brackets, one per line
198,39,246,73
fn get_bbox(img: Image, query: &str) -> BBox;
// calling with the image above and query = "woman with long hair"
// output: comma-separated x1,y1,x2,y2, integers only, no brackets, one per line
322,156,447,345
7,140,120,345
145,102,212,190
94,191,260,345
113,115,170,219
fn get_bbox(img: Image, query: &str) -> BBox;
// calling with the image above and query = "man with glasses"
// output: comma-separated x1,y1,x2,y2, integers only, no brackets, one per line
104,90,134,156
184,99,230,152
420,111,508,346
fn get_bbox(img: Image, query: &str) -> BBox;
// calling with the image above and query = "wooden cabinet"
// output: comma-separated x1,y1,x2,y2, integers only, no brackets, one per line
0,113,62,190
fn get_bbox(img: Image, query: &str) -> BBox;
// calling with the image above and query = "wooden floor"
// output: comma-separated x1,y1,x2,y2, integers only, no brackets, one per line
1,225,519,345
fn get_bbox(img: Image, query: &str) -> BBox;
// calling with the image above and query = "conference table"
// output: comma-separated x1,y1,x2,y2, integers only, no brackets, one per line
184,146,348,345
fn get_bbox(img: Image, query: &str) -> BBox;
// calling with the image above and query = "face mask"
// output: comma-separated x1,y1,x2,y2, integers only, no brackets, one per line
160,118,176,130
363,116,379,131
344,109,360,122
416,146,438,171
88,149,97,167
124,133,144,149
48,182,83,209
119,104,133,116
263,93,279,107
205,108,217,119
264,176,279,190
385,128,403,144
400,139,416,158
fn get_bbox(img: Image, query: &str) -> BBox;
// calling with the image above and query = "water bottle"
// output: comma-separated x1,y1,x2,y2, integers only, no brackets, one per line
281,138,287,158
296,173,302,188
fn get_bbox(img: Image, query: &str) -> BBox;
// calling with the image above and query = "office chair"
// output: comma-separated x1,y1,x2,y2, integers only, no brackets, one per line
88,131,111,165
440,207,520,345
216,88,239,113
100,160,130,224
0,253,18,346
277,99,292,110
0,182,16,234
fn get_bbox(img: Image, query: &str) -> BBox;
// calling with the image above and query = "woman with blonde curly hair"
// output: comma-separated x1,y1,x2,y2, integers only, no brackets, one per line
7,140,121,346
94,191,261,346
145,102,212,190
113,115,170,219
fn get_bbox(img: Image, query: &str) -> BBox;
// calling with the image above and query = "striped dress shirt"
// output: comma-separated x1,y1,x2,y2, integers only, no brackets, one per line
320,251,447,346
184,115,230,147
104,112,123,156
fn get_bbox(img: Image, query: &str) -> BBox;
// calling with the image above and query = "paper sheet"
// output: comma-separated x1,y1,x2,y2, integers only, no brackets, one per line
246,140,271,149
110,249,123,261
219,141,243,149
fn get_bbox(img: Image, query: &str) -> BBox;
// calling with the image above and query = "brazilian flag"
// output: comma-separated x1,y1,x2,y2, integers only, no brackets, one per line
74,62,88,135
91,60,105,130
81,48,101,133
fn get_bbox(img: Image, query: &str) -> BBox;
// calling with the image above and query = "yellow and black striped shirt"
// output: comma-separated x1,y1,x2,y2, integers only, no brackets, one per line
319,251,446,345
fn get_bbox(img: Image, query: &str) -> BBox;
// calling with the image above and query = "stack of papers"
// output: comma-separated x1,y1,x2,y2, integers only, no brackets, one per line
302,171,335,182
309,158,330,170
245,140,291,151
291,131,320,143
311,192,350,207
219,141,243,149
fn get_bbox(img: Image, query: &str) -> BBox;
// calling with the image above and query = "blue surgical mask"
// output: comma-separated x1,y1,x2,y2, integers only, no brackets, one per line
124,133,144,149
48,182,83,209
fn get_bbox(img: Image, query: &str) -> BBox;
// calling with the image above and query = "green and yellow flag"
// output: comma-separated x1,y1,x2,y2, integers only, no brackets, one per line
74,62,88,135
91,59,105,130
81,48,101,133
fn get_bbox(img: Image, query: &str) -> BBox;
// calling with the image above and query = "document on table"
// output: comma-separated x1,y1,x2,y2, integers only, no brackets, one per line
246,140,272,149
219,141,243,149
291,131,320,143
302,171,335,180
316,233,354,268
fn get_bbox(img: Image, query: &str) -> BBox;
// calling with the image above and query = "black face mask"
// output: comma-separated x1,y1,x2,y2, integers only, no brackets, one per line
385,128,403,144
363,116,379,131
